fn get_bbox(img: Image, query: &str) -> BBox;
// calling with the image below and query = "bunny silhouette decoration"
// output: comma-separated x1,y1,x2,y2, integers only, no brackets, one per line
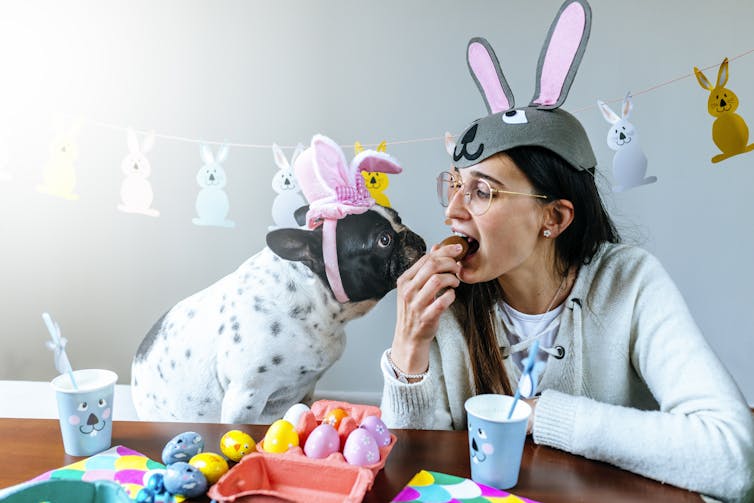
37,119,81,200
193,144,235,228
117,129,159,217
694,58,754,163
598,93,657,192
356,140,393,207
270,142,306,230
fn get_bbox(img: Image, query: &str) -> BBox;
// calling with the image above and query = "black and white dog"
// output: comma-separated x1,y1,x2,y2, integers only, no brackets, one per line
131,205,425,423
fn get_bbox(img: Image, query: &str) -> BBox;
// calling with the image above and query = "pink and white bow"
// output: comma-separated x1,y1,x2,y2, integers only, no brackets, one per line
294,134,402,303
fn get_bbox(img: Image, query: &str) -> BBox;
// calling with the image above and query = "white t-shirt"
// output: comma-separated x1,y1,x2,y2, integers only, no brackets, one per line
498,301,564,370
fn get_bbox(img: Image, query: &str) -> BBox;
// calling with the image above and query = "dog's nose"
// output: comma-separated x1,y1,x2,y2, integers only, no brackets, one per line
471,438,478,452
87,413,99,426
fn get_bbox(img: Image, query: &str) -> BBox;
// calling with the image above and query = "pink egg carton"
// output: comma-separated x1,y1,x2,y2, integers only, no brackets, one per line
207,400,396,503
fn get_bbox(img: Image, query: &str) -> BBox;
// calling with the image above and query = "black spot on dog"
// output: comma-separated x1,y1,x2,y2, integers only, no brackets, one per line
198,412,204,417
271,321,281,337
134,311,170,362
185,349,192,359
187,309,196,318
272,255,280,262
287,281,296,292
157,365,164,380
220,305,225,314
219,324,225,335
186,395,193,402
272,355,283,365
233,333,241,344
232,321,240,331
246,405,253,410
258,365,267,373
170,360,176,369
203,397,212,404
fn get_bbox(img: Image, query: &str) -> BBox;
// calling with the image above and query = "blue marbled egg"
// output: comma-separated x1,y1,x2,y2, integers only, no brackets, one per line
162,431,204,465
163,462,208,498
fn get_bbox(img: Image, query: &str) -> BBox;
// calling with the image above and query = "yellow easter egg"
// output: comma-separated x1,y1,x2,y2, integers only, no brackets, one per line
262,419,299,453
188,452,229,484
220,429,256,462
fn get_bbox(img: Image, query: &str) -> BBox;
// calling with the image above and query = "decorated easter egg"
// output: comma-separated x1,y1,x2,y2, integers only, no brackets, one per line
303,423,340,459
262,419,299,453
282,403,310,428
162,431,204,465
220,429,256,462
163,461,208,498
343,428,380,466
359,415,392,447
323,408,348,429
189,452,229,484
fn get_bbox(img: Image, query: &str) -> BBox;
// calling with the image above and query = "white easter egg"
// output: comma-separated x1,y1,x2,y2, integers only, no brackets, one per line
282,403,310,428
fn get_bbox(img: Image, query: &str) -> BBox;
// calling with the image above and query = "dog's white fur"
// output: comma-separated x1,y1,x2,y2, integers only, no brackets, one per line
131,206,423,424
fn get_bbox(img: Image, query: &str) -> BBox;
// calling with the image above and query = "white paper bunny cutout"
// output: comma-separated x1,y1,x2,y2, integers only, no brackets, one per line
117,129,159,217
37,119,81,200
598,93,657,192
269,142,306,230
193,144,235,228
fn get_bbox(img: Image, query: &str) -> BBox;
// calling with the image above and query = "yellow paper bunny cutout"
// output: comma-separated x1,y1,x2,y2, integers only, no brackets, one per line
355,140,392,207
37,119,81,200
694,58,754,163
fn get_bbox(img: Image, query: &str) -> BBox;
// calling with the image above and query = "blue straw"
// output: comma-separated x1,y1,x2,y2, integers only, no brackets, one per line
42,312,78,390
506,340,539,420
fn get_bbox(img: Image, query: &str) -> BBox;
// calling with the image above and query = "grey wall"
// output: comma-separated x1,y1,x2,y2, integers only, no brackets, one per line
1,0,752,405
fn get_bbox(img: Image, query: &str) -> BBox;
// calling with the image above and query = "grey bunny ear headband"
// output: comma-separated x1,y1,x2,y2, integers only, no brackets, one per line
453,0,596,172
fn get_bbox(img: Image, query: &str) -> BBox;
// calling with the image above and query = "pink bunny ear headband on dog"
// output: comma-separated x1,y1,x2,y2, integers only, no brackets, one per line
453,0,596,172
294,134,402,303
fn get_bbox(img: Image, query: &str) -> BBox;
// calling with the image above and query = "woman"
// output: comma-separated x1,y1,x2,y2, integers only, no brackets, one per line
380,144,754,501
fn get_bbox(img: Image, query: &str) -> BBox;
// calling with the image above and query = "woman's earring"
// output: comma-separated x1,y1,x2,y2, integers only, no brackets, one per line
543,229,552,238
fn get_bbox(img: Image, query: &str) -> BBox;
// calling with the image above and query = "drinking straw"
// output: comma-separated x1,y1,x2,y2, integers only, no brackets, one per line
42,312,78,389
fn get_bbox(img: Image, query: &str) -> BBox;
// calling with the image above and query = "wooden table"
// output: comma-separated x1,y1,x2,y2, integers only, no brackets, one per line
0,418,701,502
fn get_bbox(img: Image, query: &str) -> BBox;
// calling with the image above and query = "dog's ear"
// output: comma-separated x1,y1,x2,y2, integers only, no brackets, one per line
293,205,309,227
266,228,324,275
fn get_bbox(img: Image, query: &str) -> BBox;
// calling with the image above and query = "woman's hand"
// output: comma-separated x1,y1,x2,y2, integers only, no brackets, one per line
389,242,464,377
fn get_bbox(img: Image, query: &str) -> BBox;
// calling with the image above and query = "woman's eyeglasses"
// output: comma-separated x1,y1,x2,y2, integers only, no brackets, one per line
436,171,548,216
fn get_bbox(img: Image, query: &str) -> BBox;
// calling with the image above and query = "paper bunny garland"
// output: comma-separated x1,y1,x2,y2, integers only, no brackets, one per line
452,0,596,173
193,144,235,228
37,119,82,200
694,57,754,163
355,140,393,208
294,134,402,302
270,143,306,230
117,129,160,216
597,93,657,192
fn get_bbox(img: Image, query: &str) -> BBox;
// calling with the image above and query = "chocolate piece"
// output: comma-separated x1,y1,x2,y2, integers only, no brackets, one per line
440,235,470,261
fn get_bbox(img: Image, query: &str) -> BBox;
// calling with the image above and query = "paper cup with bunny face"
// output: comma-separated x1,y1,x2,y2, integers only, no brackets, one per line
465,394,531,490
51,369,117,456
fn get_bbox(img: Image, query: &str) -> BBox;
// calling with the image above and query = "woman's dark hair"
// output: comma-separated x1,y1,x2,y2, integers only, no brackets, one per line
452,146,620,396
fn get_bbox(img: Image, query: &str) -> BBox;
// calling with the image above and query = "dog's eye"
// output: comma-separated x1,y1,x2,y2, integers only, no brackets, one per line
98,398,107,407
378,233,392,248
77,402,88,411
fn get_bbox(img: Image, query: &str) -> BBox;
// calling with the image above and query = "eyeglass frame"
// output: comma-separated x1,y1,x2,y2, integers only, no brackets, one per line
437,170,549,216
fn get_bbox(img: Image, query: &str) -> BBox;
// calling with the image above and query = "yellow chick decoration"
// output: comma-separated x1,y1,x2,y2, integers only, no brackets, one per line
220,429,256,462
355,140,392,207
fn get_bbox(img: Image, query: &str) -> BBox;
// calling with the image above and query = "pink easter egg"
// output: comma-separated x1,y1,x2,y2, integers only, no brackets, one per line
359,415,392,447
303,424,340,459
343,428,380,466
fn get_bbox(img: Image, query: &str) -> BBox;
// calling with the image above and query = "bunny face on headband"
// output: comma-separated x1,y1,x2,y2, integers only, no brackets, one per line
452,0,596,173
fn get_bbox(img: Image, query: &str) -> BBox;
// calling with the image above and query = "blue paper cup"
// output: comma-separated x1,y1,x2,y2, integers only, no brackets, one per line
51,369,118,456
464,394,531,490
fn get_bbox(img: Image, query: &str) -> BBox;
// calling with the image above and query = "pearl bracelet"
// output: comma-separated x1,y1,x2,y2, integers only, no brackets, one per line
386,349,429,383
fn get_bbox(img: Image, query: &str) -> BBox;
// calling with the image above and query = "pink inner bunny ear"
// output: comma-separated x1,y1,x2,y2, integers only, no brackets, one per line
312,134,349,193
467,38,514,114
352,151,402,175
531,1,590,109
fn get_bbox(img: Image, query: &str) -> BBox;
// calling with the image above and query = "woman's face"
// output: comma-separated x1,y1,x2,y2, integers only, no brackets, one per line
445,153,547,284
